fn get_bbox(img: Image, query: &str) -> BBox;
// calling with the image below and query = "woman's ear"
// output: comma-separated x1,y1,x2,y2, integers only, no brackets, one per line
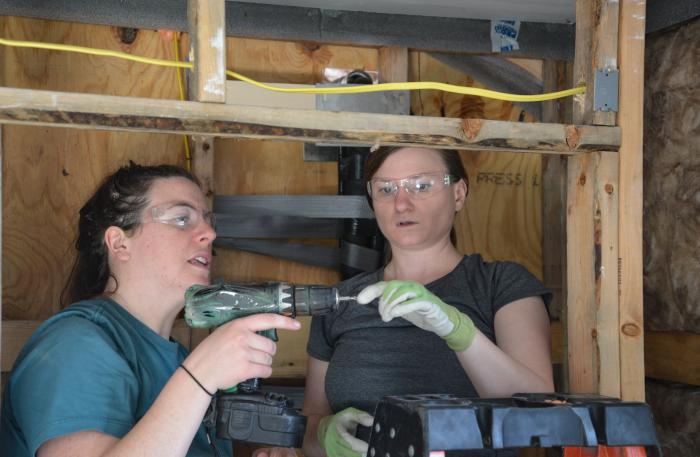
453,179,468,211
104,226,131,261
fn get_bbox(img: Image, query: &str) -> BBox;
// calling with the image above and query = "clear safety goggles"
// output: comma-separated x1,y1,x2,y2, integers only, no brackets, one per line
367,172,458,201
150,204,216,231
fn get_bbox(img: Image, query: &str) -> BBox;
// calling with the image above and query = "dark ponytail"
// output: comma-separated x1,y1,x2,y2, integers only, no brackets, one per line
61,162,199,306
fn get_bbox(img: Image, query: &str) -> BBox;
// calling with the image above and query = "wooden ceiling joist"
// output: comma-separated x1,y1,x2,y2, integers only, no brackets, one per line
0,87,620,155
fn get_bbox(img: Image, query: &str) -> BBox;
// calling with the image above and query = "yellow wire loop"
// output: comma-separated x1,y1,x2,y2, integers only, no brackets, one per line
0,37,585,102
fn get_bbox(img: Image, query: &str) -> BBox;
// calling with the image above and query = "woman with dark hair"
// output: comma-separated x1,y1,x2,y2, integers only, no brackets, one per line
301,147,554,457
0,163,301,457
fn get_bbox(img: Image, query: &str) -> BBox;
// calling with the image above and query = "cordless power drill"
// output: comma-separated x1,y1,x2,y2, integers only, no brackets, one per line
184,282,354,447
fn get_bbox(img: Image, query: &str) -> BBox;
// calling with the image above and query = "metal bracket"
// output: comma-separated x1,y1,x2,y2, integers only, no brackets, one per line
593,68,619,112
304,81,411,160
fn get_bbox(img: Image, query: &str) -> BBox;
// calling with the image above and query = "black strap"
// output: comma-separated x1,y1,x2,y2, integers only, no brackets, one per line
215,238,340,269
215,238,382,272
214,214,342,238
214,195,374,219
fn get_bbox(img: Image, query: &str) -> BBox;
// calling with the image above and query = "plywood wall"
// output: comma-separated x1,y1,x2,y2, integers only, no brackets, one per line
0,16,542,333
1,17,184,320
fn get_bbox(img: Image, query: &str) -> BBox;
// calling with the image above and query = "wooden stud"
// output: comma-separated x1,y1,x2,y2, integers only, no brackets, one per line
568,0,623,396
542,60,568,390
618,0,646,401
595,151,620,398
566,152,597,393
378,46,409,83
645,331,700,387
0,87,622,155
187,0,226,349
573,0,620,127
541,60,568,314
187,0,226,201
187,0,227,104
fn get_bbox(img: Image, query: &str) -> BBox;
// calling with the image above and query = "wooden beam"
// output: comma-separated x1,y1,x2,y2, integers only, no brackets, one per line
187,0,226,104
595,151,620,398
645,330,700,387
187,0,226,201
550,321,565,365
568,0,622,397
573,0,620,127
618,0,646,402
186,0,227,349
541,61,568,315
0,87,621,155
566,152,597,394
542,60,568,389
378,46,409,84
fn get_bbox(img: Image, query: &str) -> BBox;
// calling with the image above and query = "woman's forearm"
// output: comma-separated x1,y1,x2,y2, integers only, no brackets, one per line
301,414,326,457
456,332,554,398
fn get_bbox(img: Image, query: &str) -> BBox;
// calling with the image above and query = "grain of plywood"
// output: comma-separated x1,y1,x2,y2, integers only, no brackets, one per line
1,17,183,320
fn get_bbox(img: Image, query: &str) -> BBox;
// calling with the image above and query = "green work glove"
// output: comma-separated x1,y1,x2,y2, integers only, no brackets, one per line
317,407,374,457
357,280,476,352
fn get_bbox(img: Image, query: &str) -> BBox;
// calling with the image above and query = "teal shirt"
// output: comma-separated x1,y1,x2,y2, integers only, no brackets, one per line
0,298,232,457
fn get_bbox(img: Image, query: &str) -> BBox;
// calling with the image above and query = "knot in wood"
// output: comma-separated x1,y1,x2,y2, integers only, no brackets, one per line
622,323,641,337
565,125,580,150
461,118,483,141
605,183,614,194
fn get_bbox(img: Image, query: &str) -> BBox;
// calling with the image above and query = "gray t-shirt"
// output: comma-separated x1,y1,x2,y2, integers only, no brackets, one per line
307,254,551,413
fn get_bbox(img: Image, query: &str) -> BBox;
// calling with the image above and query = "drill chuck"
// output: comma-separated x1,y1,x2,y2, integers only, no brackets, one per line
293,285,339,316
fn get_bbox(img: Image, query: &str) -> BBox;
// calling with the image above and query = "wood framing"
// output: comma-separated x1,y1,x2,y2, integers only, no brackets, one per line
541,65,567,306
0,87,621,155
573,0,619,127
645,331,700,387
617,0,647,401
378,46,409,84
568,0,646,400
187,0,226,104
185,0,227,350
187,0,225,201
0,0,650,407
568,0,623,398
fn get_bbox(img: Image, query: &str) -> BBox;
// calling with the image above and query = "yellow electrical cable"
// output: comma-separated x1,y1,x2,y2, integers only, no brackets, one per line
0,37,585,102
225,70,584,102
0,37,191,69
171,33,192,172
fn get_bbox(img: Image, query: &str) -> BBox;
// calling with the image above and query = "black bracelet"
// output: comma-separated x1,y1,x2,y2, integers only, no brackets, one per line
179,364,215,397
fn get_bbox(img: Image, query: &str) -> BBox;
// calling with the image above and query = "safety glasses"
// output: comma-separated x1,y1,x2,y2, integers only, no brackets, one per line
150,204,216,231
367,172,458,201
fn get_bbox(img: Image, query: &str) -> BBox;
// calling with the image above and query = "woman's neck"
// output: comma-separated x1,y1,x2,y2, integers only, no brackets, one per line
384,242,463,284
107,286,180,339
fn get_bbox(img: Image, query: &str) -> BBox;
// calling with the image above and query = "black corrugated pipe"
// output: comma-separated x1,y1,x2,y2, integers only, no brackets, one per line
338,145,385,280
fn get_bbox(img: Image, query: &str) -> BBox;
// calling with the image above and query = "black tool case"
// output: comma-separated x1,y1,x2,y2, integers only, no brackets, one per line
366,393,661,457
